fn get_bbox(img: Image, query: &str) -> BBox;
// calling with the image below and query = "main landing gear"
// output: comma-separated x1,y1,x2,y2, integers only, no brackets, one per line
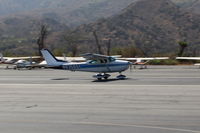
93,73,111,80
93,72,126,80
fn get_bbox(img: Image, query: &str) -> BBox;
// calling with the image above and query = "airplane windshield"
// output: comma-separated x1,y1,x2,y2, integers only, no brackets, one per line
109,57,116,62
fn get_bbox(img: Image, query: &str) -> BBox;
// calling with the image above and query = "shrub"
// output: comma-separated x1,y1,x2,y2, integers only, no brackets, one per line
148,59,179,65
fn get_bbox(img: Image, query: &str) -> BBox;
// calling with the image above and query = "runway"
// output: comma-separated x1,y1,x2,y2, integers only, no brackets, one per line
0,65,200,133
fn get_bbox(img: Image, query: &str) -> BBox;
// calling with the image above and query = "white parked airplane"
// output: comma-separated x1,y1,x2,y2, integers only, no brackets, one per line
41,49,132,80
176,57,200,68
13,60,37,69
119,57,169,69
0,53,42,69
0,53,40,64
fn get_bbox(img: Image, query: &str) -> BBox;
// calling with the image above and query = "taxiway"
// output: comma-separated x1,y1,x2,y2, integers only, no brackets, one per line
0,65,200,133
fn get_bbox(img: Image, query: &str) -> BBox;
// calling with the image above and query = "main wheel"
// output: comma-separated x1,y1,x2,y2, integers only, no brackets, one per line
97,78,102,80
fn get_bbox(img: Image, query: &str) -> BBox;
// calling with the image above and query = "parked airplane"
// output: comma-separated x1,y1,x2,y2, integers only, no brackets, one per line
0,52,85,69
13,59,36,69
119,57,169,69
176,57,200,68
41,49,132,80
0,54,40,64
0,53,42,69
0,53,3,63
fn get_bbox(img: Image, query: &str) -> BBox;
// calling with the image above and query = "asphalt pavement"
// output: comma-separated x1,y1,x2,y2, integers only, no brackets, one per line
0,65,200,133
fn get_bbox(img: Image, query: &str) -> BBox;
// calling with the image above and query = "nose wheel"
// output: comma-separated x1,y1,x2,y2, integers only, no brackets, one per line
116,72,126,80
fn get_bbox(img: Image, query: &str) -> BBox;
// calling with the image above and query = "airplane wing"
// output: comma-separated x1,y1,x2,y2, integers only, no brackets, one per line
3,56,41,60
176,57,200,60
1,56,41,64
118,57,169,61
82,53,110,60
56,57,86,62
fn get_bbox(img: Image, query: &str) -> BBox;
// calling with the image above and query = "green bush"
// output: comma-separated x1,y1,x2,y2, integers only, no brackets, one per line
148,59,179,65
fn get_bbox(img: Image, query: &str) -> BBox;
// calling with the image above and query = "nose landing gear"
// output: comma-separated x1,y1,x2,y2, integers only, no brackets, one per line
116,72,126,80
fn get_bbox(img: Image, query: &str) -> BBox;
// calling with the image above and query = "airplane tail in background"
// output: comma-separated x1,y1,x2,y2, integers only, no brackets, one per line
40,49,67,66
0,53,4,62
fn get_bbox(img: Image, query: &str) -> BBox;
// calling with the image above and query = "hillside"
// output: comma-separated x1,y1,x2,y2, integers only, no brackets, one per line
71,0,200,56
1,0,200,55
0,0,135,55
172,0,200,14
0,0,104,16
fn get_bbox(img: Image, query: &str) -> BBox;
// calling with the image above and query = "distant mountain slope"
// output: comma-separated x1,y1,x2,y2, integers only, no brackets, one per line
73,0,200,56
0,0,200,55
0,15,68,55
58,0,136,26
0,0,199,17
0,0,136,55
172,0,200,14
0,0,103,15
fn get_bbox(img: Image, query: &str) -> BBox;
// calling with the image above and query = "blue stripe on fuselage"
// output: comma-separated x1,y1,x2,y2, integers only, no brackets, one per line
79,63,127,69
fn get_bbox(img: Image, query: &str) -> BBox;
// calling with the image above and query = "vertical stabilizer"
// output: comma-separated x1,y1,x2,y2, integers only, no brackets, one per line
0,53,4,62
41,49,67,66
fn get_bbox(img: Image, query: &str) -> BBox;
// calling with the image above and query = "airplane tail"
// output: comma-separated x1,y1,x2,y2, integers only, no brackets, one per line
0,53,4,62
40,49,67,66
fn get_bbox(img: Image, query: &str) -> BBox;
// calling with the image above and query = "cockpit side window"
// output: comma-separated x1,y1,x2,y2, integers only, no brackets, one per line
89,58,113,64
89,60,97,64
100,59,104,63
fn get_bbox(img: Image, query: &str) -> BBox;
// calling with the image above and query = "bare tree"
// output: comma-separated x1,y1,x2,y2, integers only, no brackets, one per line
106,39,111,56
93,31,103,54
102,38,111,56
64,33,79,57
37,24,48,56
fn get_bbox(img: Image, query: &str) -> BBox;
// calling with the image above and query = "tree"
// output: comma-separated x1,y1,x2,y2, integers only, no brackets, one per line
37,24,48,56
111,46,143,57
64,33,80,57
93,31,103,54
106,39,111,56
122,46,143,57
102,38,112,56
178,41,188,57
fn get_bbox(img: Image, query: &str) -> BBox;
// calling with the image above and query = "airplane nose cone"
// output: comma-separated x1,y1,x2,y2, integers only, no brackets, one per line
128,61,133,65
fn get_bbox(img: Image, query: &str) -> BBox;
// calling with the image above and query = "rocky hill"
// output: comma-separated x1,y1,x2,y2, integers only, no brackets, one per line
0,0,102,16
0,0,200,55
0,0,136,55
72,0,200,56
173,0,200,14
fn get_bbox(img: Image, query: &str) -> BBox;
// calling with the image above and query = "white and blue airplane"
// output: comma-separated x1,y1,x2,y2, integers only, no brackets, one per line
41,49,132,80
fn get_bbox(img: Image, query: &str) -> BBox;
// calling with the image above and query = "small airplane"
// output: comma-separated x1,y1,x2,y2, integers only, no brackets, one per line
119,57,169,69
176,57,200,68
0,53,42,69
41,49,132,80
13,59,37,69
0,53,40,64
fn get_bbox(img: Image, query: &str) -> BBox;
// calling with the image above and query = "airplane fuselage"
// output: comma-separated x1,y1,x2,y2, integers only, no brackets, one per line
41,49,131,80
60,60,130,73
